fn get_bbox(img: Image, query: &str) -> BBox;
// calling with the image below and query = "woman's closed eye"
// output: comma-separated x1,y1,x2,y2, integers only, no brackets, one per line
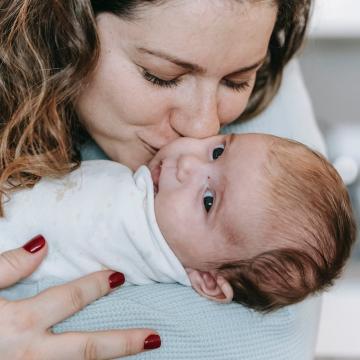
142,69,181,88
222,79,251,92
142,68,251,93
203,189,214,213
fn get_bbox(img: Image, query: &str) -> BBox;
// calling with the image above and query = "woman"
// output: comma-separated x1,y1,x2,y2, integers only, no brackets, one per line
0,0,317,358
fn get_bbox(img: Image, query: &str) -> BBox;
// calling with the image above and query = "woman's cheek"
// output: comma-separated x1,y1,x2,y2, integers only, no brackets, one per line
219,91,253,125
121,84,172,127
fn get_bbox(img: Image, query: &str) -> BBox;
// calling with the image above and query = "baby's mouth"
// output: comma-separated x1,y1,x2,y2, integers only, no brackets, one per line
150,161,162,195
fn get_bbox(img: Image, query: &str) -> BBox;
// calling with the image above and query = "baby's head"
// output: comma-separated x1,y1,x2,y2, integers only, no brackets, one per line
148,133,356,312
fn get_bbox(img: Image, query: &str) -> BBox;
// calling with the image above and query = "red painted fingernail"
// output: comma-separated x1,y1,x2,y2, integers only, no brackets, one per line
23,235,46,253
108,272,125,288
144,334,161,350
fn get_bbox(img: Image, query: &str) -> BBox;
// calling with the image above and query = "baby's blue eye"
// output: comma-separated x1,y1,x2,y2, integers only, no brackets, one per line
212,144,225,160
203,190,214,213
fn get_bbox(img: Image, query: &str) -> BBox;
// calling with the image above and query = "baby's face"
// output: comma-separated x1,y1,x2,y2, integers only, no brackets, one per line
148,133,270,270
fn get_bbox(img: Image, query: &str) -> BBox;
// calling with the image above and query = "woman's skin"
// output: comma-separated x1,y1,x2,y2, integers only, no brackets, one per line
1,1,278,358
76,1,277,170
0,237,160,359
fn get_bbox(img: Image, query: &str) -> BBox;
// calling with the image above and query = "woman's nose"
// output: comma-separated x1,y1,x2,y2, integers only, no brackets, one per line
170,89,221,138
176,154,205,183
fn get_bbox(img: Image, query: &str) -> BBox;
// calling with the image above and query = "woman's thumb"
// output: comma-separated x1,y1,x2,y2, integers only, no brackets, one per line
0,235,47,288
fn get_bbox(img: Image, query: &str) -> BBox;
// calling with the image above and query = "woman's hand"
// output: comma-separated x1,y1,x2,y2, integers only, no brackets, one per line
0,236,161,359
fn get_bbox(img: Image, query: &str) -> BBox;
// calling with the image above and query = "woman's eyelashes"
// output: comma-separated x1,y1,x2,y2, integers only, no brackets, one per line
142,70,180,88
203,189,214,213
222,79,251,92
142,68,251,92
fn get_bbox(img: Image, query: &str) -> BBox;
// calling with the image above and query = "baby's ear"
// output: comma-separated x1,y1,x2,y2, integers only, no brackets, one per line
185,268,233,304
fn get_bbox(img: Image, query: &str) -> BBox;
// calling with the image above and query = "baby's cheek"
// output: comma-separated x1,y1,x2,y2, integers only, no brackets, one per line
154,195,172,233
155,195,185,235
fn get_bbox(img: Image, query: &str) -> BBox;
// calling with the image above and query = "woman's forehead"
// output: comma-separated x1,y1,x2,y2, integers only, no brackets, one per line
104,1,277,74
127,0,277,14
130,0,277,25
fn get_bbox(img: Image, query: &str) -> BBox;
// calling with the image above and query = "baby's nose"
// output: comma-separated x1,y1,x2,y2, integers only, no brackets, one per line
176,154,204,183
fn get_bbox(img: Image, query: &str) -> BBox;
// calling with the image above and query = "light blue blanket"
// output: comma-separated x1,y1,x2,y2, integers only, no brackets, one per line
1,61,324,359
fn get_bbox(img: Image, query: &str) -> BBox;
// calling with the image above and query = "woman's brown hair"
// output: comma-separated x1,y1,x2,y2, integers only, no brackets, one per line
0,0,312,216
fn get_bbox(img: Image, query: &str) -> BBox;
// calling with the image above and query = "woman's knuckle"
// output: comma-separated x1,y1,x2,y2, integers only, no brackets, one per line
83,338,98,360
0,251,22,273
68,285,86,311
93,274,106,296
123,342,132,357
123,338,137,357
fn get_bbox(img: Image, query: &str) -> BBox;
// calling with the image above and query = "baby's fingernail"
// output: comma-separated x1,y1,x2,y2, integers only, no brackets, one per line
144,334,161,350
108,272,125,288
23,235,46,253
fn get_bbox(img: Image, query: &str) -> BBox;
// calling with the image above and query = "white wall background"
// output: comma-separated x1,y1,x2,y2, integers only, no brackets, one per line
299,0,360,128
300,2,360,358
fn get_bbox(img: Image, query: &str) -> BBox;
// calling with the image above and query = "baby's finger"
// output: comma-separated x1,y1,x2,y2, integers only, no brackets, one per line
26,270,125,329
43,330,161,360
0,235,47,288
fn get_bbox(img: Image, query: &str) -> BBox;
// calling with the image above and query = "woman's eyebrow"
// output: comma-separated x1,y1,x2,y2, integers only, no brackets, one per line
137,47,205,72
137,47,266,75
226,55,267,76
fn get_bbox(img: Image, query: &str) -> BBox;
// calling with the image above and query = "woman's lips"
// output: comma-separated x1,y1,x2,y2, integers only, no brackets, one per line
150,161,162,194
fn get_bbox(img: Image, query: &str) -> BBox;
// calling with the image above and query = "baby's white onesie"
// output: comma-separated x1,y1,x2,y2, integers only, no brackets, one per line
0,160,190,286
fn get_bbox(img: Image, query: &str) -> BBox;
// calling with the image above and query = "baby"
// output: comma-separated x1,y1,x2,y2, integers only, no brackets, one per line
0,133,356,312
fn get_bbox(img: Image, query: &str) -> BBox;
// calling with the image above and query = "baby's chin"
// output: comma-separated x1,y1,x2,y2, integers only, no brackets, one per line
149,160,162,196
147,151,161,167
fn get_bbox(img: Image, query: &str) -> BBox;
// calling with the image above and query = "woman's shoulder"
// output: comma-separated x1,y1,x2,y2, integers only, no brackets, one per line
80,139,109,161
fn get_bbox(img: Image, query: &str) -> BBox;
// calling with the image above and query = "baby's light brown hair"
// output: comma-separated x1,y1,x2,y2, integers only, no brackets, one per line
216,136,357,312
